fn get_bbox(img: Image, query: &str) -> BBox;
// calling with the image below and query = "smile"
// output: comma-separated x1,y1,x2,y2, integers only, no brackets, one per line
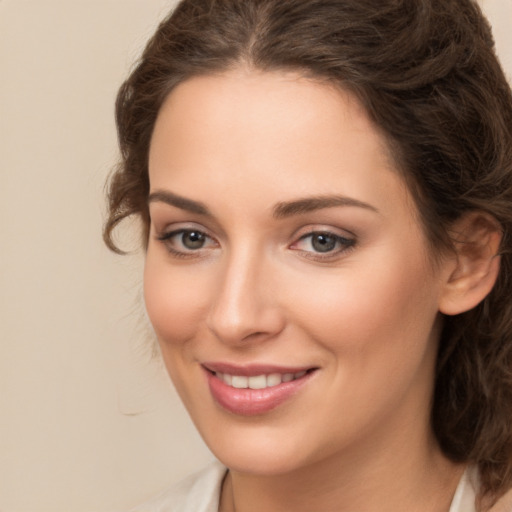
202,364,317,416
215,371,307,389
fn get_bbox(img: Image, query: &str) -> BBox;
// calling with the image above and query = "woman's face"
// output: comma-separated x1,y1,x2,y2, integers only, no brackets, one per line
145,69,448,475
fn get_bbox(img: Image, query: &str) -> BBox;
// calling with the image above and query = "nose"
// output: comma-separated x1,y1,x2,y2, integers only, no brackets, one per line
206,248,286,345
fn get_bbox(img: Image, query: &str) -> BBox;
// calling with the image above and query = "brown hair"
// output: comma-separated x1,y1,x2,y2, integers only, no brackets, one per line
104,0,512,503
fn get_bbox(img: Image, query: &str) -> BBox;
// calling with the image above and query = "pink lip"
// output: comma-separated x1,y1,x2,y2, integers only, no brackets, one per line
202,363,317,416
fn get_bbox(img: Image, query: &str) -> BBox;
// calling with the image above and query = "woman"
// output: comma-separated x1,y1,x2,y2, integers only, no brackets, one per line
104,0,512,510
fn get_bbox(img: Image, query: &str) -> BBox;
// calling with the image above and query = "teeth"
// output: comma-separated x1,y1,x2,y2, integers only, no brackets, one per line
248,375,267,389
231,375,248,389
216,370,309,389
266,373,282,387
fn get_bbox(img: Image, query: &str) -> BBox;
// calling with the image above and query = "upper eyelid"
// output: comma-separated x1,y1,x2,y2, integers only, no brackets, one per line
297,230,354,240
150,214,226,240
291,224,357,240
292,231,355,248
154,221,214,236
153,221,357,246
290,227,357,249
158,227,217,245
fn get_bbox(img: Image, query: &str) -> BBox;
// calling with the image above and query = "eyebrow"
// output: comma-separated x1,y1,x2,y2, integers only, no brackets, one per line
272,195,379,218
148,190,378,218
148,190,212,216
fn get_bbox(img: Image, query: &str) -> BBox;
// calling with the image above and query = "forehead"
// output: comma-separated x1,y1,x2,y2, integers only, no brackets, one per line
152,69,390,147
148,69,415,222
151,70,393,169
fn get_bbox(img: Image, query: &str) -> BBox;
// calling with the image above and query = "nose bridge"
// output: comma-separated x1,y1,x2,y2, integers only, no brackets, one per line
206,242,283,344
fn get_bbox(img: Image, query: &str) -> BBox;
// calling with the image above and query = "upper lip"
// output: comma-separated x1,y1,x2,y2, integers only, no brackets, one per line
202,362,317,376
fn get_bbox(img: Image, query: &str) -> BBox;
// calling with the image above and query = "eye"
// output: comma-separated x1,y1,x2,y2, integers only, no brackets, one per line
291,231,355,258
157,228,218,257
178,230,207,249
307,233,338,253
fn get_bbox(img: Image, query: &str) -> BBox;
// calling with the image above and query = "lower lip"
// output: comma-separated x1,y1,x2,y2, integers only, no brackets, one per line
205,369,315,416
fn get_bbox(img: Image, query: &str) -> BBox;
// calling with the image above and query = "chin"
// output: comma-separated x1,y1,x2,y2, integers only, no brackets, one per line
213,446,307,476
195,418,324,476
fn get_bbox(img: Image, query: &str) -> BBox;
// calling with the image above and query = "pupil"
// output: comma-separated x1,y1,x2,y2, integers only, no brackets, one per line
312,233,336,253
183,231,205,249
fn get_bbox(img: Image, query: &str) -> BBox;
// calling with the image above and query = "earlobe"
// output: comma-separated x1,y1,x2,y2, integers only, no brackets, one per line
439,211,502,316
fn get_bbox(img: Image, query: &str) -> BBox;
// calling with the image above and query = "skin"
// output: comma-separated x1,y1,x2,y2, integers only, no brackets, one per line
144,69,467,512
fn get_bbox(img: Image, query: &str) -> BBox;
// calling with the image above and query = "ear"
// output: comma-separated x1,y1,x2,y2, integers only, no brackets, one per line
439,211,502,316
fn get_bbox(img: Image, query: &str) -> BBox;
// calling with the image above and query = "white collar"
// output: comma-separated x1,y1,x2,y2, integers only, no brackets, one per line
449,466,479,512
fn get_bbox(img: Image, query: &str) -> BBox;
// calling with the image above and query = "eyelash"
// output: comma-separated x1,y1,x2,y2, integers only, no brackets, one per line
290,231,356,261
156,228,356,261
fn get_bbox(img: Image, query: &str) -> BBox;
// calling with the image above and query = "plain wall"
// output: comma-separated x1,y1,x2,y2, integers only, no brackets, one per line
0,1,511,511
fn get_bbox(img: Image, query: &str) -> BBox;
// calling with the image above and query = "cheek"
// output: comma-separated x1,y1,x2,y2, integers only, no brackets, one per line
143,254,209,345
286,257,441,443
289,253,440,360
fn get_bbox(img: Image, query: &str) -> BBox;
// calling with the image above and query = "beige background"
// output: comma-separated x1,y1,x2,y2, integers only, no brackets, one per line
0,1,511,511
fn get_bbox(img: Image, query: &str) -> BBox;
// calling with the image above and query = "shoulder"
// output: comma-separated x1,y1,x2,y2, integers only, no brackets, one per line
129,460,227,512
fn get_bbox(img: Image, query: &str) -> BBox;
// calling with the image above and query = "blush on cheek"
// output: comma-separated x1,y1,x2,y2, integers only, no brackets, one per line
290,257,436,358
143,267,203,344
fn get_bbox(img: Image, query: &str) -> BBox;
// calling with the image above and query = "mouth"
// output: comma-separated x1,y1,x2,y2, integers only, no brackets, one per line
211,370,309,389
202,363,318,416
